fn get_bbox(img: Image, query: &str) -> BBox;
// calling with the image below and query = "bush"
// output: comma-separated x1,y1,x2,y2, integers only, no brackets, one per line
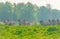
44,27,58,36
12,30,23,36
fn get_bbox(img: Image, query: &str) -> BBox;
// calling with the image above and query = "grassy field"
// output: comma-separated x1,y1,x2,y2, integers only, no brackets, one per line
0,24,60,39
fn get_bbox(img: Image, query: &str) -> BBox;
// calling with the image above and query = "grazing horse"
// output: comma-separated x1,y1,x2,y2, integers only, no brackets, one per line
3,20,15,25
56,19,60,25
18,20,31,25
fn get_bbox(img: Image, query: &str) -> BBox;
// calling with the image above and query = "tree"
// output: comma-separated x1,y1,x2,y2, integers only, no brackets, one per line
16,2,36,22
37,6,49,21
12,3,17,21
0,2,5,20
14,3,25,21
0,2,12,20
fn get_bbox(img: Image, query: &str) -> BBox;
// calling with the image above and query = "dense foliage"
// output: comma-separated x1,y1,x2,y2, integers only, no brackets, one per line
0,2,60,22
0,25,60,39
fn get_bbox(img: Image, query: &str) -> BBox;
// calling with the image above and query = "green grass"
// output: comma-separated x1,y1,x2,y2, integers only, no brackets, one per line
0,24,60,39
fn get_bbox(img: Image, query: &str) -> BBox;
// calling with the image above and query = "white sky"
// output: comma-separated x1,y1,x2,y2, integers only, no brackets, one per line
0,0,60,10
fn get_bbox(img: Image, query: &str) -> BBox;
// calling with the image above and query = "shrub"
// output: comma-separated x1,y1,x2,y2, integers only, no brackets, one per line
44,27,58,36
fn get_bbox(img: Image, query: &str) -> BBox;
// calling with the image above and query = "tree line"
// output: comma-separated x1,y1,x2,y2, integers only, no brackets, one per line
0,1,60,22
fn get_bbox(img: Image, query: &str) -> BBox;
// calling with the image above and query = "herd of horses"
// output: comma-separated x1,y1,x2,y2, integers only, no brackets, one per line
40,19,60,25
0,19,60,25
0,20,32,25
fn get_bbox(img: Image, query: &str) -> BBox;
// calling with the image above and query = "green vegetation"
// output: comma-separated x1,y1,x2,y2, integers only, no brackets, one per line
0,25,60,39
0,2,60,22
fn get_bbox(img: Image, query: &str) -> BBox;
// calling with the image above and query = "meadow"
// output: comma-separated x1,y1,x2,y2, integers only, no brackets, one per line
0,24,60,39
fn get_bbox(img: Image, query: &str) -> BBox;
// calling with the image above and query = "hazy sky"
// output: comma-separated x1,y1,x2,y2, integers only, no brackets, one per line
0,0,60,10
